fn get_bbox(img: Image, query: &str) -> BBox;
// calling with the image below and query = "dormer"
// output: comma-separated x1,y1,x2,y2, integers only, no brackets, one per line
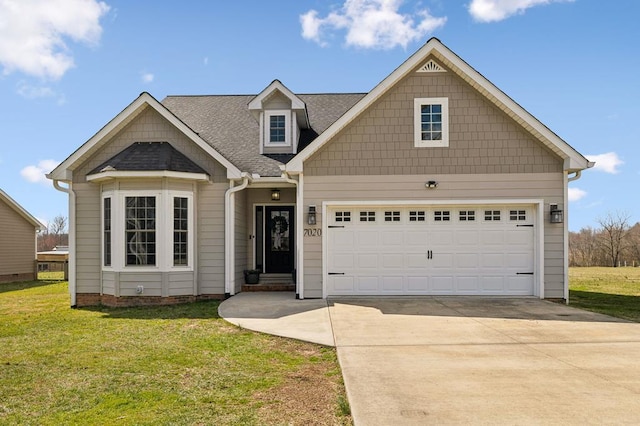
249,80,310,155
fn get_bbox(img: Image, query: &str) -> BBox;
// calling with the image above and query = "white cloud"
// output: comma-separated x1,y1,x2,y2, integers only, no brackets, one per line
300,0,447,49
141,72,154,83
568,187,587,202
587,152,623,174
20,159,60,185
0,0,110,80
468,0,573,23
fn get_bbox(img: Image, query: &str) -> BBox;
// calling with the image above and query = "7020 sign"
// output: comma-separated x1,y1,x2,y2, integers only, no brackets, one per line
303,228,322,237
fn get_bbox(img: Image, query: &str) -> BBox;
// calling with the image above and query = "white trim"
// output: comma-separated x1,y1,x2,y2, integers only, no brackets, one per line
414,97,449,148
225,176,250,296
563,172,569,303
249,80,306,112
68,183,77,306
87,170,209,183
286,38,590,173
47,92,242,181
296,173,304,298
321,199,544,299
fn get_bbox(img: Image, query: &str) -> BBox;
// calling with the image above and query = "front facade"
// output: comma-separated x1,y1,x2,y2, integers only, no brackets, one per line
0,189,44,283
48,38,591,307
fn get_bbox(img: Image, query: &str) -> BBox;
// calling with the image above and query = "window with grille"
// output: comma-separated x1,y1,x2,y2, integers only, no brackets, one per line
434,211,451,221
409,211,426,222
459,210,475,222
360,211,376,222
103,197,111,266
173,197,188,266
125,196,156,266
484,210,501,221
384,211,401,222
336,211,351,222
509,210,527,221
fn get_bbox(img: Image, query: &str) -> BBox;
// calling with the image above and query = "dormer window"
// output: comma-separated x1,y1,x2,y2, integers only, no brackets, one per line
265,110,291,146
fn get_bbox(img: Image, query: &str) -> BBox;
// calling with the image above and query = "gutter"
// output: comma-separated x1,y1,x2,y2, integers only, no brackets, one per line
51,179,76,307
224,173,251,297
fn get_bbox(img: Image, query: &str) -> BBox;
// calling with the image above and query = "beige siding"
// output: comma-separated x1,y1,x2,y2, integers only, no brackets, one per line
168,271,195,296
305,58,562,177
74,183,101,294
198,182,226,295
234,191,247,293
102,271,116,295
0,199,37,277
302,173,565,299
119,272,162,296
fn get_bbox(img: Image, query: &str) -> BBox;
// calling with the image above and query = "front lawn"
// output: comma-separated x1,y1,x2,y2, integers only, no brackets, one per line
569,267,640,322
0,280,351,425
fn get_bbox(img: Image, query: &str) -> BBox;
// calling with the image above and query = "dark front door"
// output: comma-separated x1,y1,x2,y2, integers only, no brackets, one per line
265,206,294,273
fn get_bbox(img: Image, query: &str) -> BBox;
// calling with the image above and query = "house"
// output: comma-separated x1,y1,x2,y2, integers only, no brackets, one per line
0,189,45,283
48,38,592,307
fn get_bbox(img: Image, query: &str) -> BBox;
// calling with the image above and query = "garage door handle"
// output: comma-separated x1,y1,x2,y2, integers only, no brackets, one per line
328,272,345,275
427,250,433,259
517,224,534,227
328,226,345,228
517,272,534,275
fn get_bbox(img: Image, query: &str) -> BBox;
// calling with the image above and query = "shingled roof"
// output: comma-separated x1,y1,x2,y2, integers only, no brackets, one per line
89,141,208,175
161,93,365,176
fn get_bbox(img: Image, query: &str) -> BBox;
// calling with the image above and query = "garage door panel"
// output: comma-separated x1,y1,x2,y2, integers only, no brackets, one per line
326,205,535,297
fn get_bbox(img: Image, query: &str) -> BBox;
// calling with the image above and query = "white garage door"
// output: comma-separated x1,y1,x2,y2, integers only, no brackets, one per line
326,205,535,296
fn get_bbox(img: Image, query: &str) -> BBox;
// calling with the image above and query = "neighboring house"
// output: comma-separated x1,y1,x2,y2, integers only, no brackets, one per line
0,189,45,283
48,38,592,307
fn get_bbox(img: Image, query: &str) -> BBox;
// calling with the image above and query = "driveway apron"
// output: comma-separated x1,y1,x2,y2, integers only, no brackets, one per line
329,297,640,425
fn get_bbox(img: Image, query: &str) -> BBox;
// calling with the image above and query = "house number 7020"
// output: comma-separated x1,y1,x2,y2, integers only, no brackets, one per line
304,228,322,237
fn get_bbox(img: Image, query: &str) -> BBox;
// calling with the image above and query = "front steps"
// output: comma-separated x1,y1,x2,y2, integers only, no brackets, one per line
241,273,295,292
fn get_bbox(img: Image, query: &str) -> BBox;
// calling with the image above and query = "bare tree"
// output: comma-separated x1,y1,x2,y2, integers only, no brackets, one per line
569,227,599,266
597,211,631,267
37,215,68,251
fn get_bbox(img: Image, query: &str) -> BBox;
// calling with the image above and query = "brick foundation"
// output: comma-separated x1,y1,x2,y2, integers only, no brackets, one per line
75,293,225,308
0,272,36,284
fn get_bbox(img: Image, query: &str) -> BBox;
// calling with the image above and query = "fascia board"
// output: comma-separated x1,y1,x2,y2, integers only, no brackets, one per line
0,189,46,230
47,92,243,181
86,170,210,183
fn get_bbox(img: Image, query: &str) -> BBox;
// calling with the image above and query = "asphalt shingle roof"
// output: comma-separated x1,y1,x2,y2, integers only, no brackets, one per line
161,93,365,176
89,141,208,175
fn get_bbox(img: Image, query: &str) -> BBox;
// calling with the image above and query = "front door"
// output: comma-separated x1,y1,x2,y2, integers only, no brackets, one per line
264,206,295,273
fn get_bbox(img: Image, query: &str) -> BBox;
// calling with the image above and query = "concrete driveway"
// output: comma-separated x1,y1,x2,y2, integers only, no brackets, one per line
219,294,640,425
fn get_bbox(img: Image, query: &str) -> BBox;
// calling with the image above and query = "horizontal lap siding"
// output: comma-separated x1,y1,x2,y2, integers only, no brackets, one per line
234,191,247,294
102,271,116,295
303,173,565,298
168,271,195,296
0,200,36,277
198,183,226,295
119,272,162,296
74,183,101,293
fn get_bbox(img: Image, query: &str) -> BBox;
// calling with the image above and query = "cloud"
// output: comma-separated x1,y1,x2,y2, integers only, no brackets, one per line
0,0,110,80
300,0,447,49
468,0,573,23
587,152,623,174
20,159,60,185
568,187,587,202
141,72,154,83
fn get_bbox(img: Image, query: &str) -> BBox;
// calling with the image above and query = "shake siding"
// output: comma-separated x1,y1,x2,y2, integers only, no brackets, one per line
0,200,36,278
71,107,228,298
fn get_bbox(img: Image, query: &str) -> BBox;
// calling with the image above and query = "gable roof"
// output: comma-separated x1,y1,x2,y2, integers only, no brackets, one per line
248,80,310,129
0,189,45,231
47,92,243,181
162,93,365,177
286,37,592,173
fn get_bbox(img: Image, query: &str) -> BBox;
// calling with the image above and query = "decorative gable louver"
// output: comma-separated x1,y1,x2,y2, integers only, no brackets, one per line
417,59,445,73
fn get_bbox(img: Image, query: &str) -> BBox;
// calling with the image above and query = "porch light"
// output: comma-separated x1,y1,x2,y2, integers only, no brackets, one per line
307,205,317,225
550,204,563,223
271,189,280,201
425,180,438,189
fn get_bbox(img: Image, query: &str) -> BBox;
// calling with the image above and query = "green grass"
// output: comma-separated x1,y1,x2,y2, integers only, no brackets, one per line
37,271,65,281
0,281,351,425
569,267,640,322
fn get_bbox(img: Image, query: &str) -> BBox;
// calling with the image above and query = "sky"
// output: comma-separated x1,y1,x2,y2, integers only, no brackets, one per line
0,0,638,232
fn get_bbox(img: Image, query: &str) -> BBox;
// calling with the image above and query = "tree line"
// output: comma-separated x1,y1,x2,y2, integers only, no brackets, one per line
569,211,640,267
38,214,69,252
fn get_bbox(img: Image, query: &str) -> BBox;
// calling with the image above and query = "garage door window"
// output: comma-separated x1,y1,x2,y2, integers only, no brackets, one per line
360,211,376,222
384,211,401,222
510,210,527,221
409,211,426,221
434,211,451,222
459,210,475,221
484,210,501,221
335,211,351,222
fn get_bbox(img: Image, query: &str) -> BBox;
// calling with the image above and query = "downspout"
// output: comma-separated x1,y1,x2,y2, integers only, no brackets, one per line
224,174,250,298
280,170,302,299
52,179,76,307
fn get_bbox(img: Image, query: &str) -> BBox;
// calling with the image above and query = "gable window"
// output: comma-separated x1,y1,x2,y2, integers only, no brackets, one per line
265,110,291,146
414,97,449,148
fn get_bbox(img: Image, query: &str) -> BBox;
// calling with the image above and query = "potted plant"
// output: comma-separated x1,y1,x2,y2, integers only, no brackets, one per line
244,269,261,284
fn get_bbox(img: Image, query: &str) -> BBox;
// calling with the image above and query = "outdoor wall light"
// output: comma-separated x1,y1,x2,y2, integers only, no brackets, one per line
550,203,563,223
307,205,317,225
271,189,280,201
425,180,438,189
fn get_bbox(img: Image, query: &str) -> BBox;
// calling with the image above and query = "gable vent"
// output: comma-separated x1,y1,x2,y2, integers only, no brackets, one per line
417,59,445,73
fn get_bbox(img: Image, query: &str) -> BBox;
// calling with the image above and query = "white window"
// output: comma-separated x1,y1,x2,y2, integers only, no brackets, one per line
414,97,449,147
384,211,401,222
335,211,351,222
102,190,193,271
434,210,451,222
360,211,376,222
265,110,291,146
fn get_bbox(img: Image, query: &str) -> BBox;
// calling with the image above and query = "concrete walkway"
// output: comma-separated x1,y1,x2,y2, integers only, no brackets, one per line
219,293,640,425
